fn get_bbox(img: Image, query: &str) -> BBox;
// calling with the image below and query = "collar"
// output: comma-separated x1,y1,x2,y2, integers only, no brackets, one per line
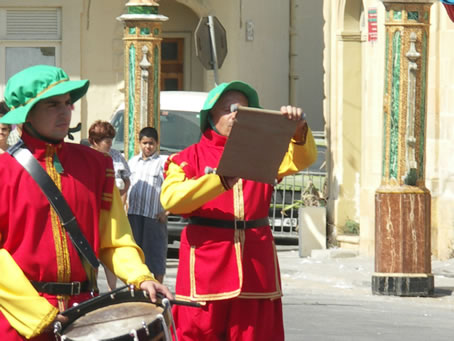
139,151,159,161
21,129,64,160
202,128,227,148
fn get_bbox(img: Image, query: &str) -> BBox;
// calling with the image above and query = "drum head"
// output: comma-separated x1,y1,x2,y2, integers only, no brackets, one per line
63,301,164,340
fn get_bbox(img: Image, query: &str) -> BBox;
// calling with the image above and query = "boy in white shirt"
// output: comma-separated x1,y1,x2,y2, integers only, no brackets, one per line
128,127,168,283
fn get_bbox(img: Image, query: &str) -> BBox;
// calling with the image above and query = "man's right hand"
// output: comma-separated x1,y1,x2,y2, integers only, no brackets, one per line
45,313,68,333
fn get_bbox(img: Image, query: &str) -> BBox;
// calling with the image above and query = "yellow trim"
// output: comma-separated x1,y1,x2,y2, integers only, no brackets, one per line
272,241,282,293
233,179,245,220
234,229,244,287
233,178,245,268
188,244,243,301
238,292,283,299
190,246,196,298
192,289,242,301
106,168,115,178
174,295,207,305
32,306,59,337
102,192,113,201
45,146,71,286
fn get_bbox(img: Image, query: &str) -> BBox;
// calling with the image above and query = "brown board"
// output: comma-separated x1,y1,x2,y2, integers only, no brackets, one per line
216,106,296,184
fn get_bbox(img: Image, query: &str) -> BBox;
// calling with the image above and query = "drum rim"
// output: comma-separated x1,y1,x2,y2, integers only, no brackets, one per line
57,287,169,340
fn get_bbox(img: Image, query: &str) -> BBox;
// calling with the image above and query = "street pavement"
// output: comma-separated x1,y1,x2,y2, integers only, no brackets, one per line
98,244,454,340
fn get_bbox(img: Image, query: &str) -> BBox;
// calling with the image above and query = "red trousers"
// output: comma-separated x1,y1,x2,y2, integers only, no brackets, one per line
172,297,284,341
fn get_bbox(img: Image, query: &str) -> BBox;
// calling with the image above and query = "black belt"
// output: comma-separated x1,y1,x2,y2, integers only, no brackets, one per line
31,280,93,296
189,217,269,229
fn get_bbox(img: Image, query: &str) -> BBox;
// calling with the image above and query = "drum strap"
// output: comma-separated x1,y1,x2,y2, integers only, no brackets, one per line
30,280,93,296
8,141,99,292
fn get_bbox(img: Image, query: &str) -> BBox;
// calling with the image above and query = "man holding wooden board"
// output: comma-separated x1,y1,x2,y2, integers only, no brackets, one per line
160,81,317,340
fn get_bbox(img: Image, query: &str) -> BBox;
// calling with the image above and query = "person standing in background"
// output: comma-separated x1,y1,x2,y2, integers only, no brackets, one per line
88,120,131,203
128,127,168,283
88,120,132,291
0,101,11,153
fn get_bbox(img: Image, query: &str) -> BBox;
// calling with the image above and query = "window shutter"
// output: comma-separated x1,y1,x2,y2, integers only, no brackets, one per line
6,9,61,40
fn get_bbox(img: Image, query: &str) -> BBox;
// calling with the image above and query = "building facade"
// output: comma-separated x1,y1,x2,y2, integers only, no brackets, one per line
1,0,454,259
325,0,454,259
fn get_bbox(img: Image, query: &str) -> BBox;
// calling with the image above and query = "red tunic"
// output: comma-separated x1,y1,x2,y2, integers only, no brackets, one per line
167,129,282,301
0,131,114,340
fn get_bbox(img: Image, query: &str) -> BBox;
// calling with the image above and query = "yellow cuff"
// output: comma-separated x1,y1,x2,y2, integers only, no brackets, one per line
32,307,58,338
129,274,157,289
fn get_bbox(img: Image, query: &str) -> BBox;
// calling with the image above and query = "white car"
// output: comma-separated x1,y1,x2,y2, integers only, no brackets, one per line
111,91,208,154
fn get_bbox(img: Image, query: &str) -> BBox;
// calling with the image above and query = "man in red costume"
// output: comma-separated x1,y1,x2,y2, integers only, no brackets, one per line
160,81,317,340
0,65,172,340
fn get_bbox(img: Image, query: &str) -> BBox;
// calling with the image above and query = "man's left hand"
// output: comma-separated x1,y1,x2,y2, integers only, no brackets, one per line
157,211,168,224
281,105,307,142
140,280,174,303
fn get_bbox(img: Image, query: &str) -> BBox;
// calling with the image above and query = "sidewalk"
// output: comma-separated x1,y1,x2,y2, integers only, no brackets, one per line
277,246,454,306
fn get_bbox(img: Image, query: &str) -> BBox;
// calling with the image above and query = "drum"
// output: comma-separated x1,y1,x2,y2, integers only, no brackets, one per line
54,286,175,341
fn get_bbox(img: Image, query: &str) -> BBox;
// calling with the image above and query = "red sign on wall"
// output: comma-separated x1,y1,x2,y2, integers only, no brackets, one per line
368,8,378,42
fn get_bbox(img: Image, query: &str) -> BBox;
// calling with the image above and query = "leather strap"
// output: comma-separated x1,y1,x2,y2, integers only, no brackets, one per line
189,216,269,229
31,280,94,296
8,141,100,270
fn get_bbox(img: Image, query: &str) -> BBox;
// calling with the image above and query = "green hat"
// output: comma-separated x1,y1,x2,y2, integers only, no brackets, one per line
0,65,89,124
200,81,260,132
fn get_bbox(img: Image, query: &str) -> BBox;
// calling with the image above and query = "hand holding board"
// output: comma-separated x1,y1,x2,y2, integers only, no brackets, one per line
216,106,297,184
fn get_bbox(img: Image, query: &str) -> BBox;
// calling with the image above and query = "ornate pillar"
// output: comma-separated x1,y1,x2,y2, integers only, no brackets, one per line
372,0,436,296
118,0,168,159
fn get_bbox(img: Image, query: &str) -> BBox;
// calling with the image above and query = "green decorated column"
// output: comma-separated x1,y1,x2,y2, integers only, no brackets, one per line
118,0,168,159
372,0,436,296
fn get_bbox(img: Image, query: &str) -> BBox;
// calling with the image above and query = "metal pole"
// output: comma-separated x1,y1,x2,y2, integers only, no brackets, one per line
208,15,220,86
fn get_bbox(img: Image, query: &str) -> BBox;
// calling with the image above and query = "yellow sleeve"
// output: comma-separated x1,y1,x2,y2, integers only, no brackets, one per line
99,186,156,287
160,163,226,215
0,249,58,339
277,127,318,179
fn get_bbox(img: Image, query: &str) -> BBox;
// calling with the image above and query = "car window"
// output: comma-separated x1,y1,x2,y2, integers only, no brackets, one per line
111,109,201,154
160,110,201,153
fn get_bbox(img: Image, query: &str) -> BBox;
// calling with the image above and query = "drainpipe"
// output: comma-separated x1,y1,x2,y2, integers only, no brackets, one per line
289,0,298,106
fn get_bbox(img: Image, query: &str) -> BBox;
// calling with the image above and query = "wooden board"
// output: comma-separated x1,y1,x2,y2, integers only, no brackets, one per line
216,106,296,184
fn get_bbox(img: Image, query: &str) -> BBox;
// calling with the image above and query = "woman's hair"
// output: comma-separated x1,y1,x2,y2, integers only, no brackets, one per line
88,120,116,145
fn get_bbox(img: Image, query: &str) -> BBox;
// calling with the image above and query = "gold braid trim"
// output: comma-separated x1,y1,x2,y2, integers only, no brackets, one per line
9,79,68,110
31,307,58,337
45,146,71,285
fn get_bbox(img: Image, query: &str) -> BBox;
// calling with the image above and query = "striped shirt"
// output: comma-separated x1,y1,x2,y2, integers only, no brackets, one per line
127,152,168,218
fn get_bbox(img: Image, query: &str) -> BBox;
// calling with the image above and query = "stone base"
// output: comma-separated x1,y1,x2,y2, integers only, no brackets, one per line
372,273,434,297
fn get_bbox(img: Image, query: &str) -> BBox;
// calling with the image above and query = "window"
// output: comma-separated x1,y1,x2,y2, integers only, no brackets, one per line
161,38,184,91
0,8,61,92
